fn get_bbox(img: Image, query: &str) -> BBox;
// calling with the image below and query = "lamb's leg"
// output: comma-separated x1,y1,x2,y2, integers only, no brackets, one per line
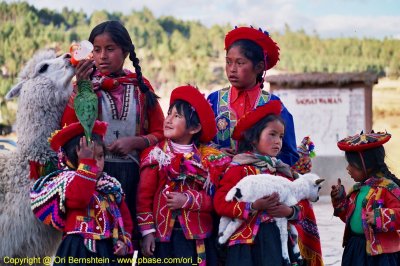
289,224,302,262
218,216,230,236
275,218,291,266
218,218,243,244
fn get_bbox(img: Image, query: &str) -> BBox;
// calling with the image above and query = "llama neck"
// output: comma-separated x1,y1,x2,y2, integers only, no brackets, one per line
16,91,68,163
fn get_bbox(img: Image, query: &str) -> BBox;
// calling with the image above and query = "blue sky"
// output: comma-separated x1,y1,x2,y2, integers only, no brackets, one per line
4,0,400,39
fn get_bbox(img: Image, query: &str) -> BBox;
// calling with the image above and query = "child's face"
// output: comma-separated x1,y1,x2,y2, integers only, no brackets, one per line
164,106,199,145
254,120,284,157
225,46,261,90
92,33,126,74
346,163,366,182
93,143,105,178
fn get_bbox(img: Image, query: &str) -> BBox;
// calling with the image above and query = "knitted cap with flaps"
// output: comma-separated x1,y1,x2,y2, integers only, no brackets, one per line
291,136,316,174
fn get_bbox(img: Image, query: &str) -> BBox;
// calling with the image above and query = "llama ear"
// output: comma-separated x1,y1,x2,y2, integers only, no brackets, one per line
5,81,24,100
315,178,325,185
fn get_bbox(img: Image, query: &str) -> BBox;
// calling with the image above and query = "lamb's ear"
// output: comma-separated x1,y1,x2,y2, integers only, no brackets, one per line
5,81,24,100
234,188,243,200
315,178,325,185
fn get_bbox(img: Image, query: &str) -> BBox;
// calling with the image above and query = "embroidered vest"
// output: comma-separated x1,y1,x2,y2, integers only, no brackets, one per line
101,85,138,163
214,87,271,150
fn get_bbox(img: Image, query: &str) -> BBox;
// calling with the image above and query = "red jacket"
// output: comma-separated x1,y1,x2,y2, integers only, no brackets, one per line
63,159,133,252
136,140,231,241
332,176,400,255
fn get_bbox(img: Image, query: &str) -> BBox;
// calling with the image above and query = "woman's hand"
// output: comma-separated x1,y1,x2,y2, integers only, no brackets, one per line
221,148,236,157
76,136,94,160
74,59,95,82
166,192,187,210
366,211,375,225
251,192,280,211
142,233,156,257
108,136,148,155
114,240,128,256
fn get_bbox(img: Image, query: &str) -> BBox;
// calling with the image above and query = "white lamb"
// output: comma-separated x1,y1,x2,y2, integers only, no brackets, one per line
218,173,324,265
0,49,74,261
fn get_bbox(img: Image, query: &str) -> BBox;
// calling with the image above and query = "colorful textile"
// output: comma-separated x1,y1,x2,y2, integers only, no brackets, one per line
332,175,400,255
207,86,299,166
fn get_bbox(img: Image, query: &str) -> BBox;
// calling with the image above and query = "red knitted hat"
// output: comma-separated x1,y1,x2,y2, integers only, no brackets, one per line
170,85,217,143
232,100,282,140
49,121,108,151
225,26,280,70
337,131,391,152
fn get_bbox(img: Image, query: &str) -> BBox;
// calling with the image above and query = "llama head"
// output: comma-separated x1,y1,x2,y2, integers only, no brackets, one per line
297,173,325,202
5,49,75,159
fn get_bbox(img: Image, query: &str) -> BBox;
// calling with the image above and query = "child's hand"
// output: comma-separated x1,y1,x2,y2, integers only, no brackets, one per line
166,192,187,210
76,136,95,160
114,240,128,256
331,178,344,200
266,202,294,218
365,211,375,225
75,59,95,82
142,233,155,257
251,192,280,211
221,148,236,157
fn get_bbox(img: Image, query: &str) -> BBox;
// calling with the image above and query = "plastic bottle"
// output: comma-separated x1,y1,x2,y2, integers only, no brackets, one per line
69,40,94,66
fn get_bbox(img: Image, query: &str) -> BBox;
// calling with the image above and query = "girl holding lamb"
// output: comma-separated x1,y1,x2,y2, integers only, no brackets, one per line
331,131,400,265
136,85,231,265
214,100,323,266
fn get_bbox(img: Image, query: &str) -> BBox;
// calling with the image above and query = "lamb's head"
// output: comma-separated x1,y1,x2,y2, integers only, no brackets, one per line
5,49,75,159
296,173,325,202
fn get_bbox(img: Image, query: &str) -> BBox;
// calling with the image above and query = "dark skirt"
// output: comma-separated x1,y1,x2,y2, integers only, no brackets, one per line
54,235,118,266
104,161,139,240
226,222,301,266
342,234,400,266
153,226,218,266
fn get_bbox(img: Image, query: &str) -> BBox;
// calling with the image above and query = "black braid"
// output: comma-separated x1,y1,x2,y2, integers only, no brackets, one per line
129,44,159,108
378,162,400,186
256,73,264,89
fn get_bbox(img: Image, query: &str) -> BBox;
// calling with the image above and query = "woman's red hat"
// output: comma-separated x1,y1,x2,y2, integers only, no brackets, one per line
337,131,391,152
170,85,217,143
49,121,108,151
232,100,282,140
225,26,280,70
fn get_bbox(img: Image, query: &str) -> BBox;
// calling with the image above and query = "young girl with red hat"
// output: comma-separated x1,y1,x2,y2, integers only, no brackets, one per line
214,100,323,266
61,20,165,246
331,131,400,265
48,121,134,264
207,26,299,167
136,85,231,265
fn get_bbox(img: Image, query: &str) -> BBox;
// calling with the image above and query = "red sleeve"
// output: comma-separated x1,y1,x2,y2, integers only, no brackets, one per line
61,87,79,126
65,159,98,209
136,165,160,233
182,189,213,212
374,188,400,232
120,200,133,236
214,166,252,220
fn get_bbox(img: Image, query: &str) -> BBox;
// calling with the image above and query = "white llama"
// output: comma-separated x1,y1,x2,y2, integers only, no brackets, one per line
218,173,324,265
0,50,74,261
